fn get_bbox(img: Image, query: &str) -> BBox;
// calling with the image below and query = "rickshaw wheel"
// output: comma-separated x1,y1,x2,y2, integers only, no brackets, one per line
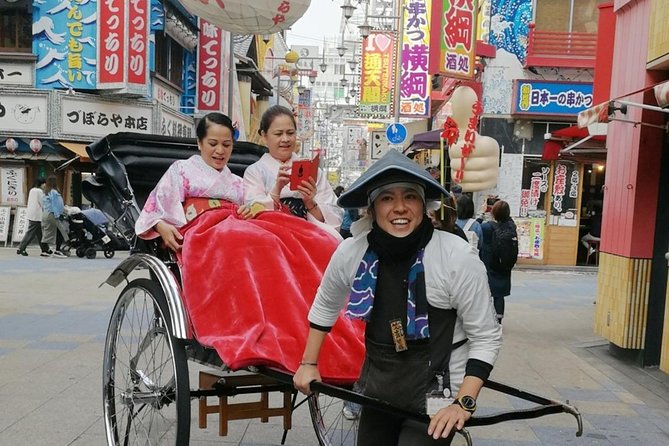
76,247,86,258
85,247,96,259
103,278,190,446
104,247,115,259
309,392,359,446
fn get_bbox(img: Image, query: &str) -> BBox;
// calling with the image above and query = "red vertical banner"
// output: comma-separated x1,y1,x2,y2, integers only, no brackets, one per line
127,0,149,88
196,18,223,113
439,0,478,79
97,0,127,86
359,31,396,118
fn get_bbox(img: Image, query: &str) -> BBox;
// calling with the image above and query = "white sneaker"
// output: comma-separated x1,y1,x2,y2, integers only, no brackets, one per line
52,251,67,258
588,247,596,256
40,252,52,257
342,406,359,420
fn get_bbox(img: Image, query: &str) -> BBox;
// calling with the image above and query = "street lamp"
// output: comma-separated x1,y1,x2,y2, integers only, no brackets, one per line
358,20,373,38
308,70,317,84
319,61,328,73
341,0,356,20
340,77,348,88
348,58,358,71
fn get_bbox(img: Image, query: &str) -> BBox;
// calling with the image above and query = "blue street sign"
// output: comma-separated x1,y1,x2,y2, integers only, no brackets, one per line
386,123,407,145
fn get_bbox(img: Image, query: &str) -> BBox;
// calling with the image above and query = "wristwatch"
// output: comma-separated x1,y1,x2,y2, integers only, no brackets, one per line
453,395,477,413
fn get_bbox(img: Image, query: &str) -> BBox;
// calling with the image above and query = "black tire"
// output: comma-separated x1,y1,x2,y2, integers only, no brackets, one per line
76,247,86,258
102,278,190,445
104,247,115,259
85,247,96,259
309,392,359,446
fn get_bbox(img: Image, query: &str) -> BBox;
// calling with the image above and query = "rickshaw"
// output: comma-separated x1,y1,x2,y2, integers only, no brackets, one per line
85,132,583,446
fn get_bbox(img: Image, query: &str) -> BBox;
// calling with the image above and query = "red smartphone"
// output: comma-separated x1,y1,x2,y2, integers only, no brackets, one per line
289,155,319,190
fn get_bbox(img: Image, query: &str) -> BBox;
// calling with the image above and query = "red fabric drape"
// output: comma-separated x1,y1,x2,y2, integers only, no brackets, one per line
178,207,365,383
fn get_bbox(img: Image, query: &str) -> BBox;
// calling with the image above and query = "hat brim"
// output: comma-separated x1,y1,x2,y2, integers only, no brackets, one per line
337,150,449,208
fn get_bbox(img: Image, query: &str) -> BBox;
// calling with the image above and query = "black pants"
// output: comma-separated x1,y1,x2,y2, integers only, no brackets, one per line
17,220,50,253
493,296,505,318
356,339,454,446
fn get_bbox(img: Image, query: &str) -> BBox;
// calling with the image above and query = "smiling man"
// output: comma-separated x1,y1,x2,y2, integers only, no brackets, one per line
294,150,502,445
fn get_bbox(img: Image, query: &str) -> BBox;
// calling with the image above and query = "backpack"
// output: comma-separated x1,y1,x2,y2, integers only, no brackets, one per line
462,218,479,253
490,221,518,272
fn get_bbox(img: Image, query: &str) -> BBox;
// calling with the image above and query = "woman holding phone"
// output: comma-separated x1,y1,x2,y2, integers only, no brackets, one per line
243,105,342,234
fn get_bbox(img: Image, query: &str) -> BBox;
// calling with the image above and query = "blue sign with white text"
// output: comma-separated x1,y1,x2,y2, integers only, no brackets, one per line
33,0,98,90
513,81,593,116
386,123,407,144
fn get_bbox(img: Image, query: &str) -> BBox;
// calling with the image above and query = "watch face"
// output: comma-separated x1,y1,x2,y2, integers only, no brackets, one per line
460,395,476,410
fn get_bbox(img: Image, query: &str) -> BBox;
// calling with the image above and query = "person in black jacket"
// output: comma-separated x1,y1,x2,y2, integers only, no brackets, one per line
479,200,517,324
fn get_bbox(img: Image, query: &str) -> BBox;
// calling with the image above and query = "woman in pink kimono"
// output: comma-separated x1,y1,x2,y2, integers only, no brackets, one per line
135,113,254,251
134,112,363,380
243,105,343,236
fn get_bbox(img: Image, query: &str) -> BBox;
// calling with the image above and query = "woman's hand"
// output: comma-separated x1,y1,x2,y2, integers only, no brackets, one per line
427,404,472,440
296,177,318,209
293,363,322,395
237,202,265,219
155,221,183,252
272,164,291,198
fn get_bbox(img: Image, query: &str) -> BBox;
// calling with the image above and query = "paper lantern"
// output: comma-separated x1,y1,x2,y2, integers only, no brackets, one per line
30,139,42,154
180,0,311,35
5,138,18,153
447,86,500,192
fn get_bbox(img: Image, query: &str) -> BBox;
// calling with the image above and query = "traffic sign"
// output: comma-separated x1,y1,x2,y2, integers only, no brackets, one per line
386,123,407,145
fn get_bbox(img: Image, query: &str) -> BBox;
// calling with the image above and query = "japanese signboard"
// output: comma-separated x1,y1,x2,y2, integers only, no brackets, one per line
34,0,97,90
11,207,28,244
438,0,478,80
516,217,544,260
513,81,594,116
153,78,181,111
97,0,126,87
520,163,549,217
127,0,150,91
159,106,195,139
1,167,26,206
550,161,579,226
359,31,396,117
0,207,10,243
61,96,153,138
0,93,49,134
400,0,431,118
196,19,230,114
297,89,313,144
0,62,33,87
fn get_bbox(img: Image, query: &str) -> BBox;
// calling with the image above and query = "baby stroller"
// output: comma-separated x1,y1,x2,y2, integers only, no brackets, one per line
66,207,120,259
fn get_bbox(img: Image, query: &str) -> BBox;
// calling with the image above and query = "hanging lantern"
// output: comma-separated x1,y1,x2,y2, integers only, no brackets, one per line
179,0,311,34
30,139,42,154
5,138,18,153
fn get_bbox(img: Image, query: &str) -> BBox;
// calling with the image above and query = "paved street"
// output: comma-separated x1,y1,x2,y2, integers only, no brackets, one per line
1,246,669,445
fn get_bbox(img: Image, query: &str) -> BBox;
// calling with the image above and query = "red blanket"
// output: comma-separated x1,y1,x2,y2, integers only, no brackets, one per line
178,206,365,383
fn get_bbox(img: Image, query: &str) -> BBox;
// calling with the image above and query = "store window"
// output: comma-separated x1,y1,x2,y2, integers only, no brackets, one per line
0,7,32,53
154,33,183,87
534,0,607,33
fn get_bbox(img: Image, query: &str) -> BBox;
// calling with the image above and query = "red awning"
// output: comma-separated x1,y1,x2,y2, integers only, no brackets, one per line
543,125,607,161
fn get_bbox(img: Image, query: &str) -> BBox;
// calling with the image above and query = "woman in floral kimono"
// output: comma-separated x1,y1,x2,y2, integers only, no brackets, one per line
243,105,343,236
135,112,254,251
134,112,363,381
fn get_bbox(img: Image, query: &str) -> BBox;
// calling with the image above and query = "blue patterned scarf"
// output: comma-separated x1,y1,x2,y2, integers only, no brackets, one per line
345,247,429,339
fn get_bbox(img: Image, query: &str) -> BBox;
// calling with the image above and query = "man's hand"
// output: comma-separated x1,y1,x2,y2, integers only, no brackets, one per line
427,404,472,440
293,363,321,395
154,221,183,252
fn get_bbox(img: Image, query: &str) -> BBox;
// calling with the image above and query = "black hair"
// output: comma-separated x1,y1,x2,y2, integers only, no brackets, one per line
196,112,234,141
456,194,475,220
45,175,57,193
258,105,296,135
33,178,46,188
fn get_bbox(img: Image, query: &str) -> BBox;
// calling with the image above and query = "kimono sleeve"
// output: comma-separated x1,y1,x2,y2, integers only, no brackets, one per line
243,162,274,209
135,163,188,239
307,167,343,230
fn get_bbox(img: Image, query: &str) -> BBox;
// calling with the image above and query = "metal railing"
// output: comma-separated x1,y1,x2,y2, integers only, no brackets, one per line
525,23,597,69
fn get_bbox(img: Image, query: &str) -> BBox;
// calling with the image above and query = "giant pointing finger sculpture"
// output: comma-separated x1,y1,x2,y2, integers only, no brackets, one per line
447,86,500,192
180,0,311,35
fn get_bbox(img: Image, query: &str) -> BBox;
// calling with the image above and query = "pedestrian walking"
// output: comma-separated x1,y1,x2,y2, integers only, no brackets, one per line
16,178,51,257
41,175,68,258
294,150,502,445
479,200,518,323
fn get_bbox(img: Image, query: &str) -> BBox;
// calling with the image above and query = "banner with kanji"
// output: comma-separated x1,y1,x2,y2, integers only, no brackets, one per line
399,0,431,118
438,0,478,80
359,31,396,118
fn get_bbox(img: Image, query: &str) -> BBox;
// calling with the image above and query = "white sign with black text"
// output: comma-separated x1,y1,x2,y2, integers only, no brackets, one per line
61,96,154,138
0,166,26,206
159,106,195,139
0,62,34,86
0,94,49,134
0,206,10,243
153,79,182,112
11,206,28,243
